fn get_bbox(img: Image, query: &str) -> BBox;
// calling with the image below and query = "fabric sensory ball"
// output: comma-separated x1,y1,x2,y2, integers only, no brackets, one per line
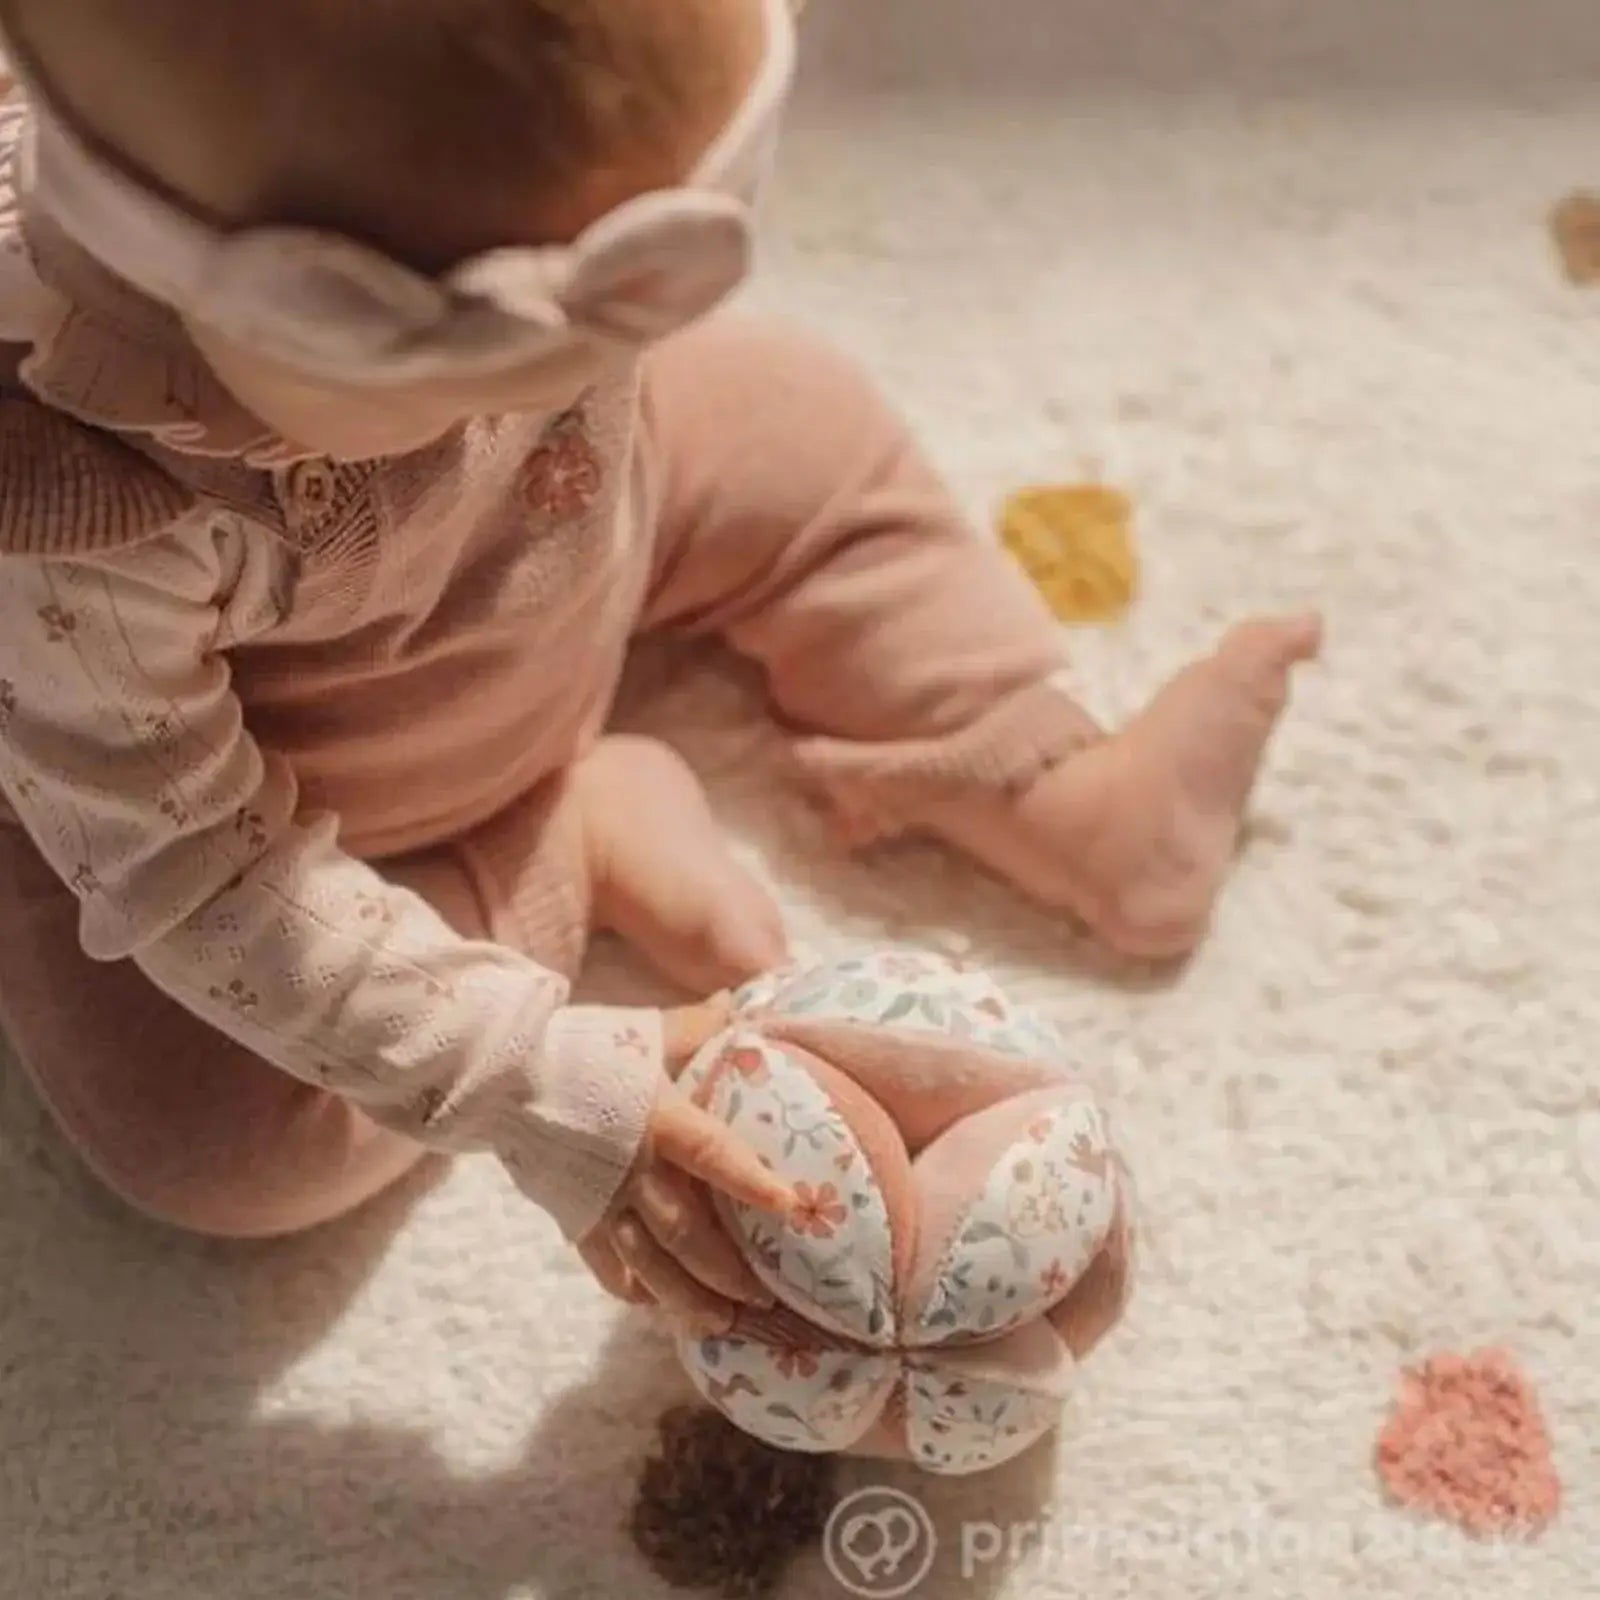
676,951,1135,1475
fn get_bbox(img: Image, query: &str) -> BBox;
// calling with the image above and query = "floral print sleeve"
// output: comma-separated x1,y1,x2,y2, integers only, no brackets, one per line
0,523,661,1240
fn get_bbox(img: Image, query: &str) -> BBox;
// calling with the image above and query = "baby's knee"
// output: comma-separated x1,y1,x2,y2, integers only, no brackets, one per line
656,313,877,391
647,315,917,493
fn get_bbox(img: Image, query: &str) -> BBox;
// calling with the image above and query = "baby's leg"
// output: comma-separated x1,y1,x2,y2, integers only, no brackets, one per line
468,735,787,995
640,319,1318,956
0,821,428,1238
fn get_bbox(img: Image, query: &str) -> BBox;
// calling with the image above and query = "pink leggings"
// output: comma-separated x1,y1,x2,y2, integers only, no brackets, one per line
0,321,1079,1238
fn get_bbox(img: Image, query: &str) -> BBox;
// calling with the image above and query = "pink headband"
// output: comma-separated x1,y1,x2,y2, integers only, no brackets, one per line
0,0,795,386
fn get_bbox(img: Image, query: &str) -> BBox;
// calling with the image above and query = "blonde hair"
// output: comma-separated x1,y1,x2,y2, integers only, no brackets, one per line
0,0,755,269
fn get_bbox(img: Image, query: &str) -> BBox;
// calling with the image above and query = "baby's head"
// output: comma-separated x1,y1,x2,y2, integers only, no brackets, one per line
2,0,766,266
0,0,788,453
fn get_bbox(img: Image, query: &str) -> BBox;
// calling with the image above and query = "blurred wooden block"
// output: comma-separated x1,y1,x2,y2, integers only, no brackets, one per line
1550,192,1600,286
999,484,1139,625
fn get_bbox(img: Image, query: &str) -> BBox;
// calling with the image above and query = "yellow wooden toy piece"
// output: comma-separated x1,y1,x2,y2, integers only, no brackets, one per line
999,484,1140,623
1551,192,1600,286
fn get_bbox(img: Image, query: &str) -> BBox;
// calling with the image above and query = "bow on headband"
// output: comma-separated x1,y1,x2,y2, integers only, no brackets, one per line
2,0,795,386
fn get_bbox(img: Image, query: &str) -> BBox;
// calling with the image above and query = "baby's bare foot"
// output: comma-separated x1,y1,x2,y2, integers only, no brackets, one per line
926,614,1322,957
574,737,789,991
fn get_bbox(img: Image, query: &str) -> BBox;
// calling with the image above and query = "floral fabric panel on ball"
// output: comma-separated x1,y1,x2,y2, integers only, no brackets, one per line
680,951,1130,1475
735,950,1069,1064
695,1030,897,1345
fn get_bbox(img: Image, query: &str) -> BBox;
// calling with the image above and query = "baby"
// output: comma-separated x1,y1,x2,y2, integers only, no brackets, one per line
0,0,1318,1335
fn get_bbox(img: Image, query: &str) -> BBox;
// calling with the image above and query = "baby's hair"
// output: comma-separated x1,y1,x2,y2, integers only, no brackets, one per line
0,0,753,270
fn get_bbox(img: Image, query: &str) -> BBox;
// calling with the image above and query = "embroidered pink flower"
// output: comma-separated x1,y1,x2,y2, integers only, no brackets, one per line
523,410,602,519
790,1182,849,1239
725,1046,770,1085
1027,1116,1055,1144
613,1027,652,1059
773,1345,820,1381
1039,1260,1071,1298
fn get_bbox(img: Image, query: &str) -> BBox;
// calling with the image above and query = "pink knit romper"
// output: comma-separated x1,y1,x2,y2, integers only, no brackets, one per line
0,99,1090,1243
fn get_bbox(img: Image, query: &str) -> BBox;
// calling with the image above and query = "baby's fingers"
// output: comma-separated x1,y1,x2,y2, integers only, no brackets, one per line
633,1169,773,1308
651,1091,795,1217
663,993,734,1073
613,1213,738,1337
578,1231,653,1307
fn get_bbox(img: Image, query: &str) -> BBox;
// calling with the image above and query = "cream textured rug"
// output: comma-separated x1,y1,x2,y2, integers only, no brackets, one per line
3,2,1598,1595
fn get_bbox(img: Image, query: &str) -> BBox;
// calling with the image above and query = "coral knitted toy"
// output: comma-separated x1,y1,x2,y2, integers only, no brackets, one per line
675,952,1135,1475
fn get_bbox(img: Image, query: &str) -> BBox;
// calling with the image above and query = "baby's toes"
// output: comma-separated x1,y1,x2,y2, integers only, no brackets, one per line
1220,612,1324,674
1211,614,1323,718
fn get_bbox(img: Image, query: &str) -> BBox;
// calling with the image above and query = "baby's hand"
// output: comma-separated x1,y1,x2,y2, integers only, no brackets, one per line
578,995,793,1334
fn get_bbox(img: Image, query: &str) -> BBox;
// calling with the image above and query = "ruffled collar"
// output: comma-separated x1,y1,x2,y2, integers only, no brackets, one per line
0,94,320,469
